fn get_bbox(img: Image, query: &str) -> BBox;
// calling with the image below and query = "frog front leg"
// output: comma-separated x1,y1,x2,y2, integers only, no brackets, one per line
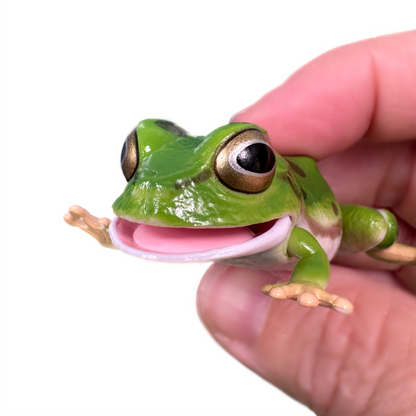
261,227,354,314
64,205,118,249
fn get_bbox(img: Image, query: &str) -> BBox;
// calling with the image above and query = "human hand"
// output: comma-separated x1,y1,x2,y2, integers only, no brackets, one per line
197,31,416,416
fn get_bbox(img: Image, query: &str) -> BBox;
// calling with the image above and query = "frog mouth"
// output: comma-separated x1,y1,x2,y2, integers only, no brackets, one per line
108,216,291,262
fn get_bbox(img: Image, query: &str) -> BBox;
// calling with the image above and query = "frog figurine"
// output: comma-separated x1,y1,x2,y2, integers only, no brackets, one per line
64,119,416,314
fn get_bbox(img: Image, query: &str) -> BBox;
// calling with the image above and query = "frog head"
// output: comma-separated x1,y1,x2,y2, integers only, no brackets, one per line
109,119,301,262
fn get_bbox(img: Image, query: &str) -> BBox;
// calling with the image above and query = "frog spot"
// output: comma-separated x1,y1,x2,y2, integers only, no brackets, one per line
332,202,339,216
287,160,306,178
300,187,307,201
154,120,189,137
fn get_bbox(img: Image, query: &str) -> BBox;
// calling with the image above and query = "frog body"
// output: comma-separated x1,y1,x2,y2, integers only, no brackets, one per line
65,119,416,313
111,120,340,265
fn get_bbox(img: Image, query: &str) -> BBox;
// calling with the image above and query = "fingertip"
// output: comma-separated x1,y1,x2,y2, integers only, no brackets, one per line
229,108,248,123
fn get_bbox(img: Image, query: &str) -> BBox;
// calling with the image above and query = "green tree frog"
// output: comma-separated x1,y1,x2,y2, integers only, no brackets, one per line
64,119,416,314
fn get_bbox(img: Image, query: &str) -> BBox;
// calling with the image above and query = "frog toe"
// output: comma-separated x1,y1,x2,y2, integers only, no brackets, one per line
261,284,274,295
298,292,320,308
261,281,354,313
269,286,289,300
331,296,354,314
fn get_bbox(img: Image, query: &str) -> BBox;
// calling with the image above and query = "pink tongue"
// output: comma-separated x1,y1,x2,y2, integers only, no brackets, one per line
132,224,255,254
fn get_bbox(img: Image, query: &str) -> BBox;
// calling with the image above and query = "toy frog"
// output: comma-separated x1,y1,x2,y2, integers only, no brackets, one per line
64,119,416,314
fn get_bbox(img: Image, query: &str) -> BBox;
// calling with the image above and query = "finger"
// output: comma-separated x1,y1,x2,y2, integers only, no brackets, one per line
316,139,416,232
231,31,416,160
334,252,402,271
317,140,415,207
395,266,416,293
394,147,416,229
197,264,416,415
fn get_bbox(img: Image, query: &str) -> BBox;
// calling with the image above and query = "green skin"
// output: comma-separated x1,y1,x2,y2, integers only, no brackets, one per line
66,119,413,312
110,120,407,310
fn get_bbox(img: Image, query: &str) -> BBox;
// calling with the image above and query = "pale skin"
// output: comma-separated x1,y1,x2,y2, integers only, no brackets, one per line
197,31,416,416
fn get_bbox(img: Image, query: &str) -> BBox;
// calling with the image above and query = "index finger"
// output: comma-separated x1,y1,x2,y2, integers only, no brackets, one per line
232,30,416,160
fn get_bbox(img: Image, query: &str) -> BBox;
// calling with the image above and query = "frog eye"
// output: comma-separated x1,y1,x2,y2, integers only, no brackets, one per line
121,128,139,182
214,129,276,193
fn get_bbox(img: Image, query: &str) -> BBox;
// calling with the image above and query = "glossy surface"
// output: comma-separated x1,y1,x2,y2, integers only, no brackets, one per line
112,120,302,227
65,119,416,313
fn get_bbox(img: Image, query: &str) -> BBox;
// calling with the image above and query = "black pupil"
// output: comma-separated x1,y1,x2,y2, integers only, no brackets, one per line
237,143,275,173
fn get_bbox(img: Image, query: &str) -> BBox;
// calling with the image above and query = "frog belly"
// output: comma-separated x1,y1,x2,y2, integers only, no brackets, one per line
108,216,292,263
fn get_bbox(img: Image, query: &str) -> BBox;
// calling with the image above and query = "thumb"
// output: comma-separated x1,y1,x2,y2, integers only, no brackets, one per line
230,31,416,160
196,264,416,416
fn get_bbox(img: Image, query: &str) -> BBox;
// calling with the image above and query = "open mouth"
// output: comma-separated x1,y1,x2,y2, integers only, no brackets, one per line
109,216,291,262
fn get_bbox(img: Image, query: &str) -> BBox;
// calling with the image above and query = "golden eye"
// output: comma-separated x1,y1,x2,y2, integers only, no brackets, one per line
121,128,139,182
214,129,276,193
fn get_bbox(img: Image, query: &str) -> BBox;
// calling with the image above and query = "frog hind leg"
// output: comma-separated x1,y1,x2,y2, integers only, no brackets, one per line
340,204,416,264
367,244,416,265
261,226,354,314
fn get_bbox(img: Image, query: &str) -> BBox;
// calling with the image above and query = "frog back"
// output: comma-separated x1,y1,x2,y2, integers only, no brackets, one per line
285,156,342,260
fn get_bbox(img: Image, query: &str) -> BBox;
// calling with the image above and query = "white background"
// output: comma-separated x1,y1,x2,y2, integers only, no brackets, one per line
2,1,415,415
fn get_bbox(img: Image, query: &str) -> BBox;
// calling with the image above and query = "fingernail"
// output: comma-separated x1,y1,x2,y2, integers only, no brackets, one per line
197,264,272,369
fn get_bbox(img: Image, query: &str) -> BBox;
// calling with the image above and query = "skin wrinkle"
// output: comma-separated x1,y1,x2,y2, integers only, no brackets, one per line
362,47,379,142
350,286,415,416
321,272,393,415
324,290,361,415
294,309,329,410
324,282,372,416
393,143,416,229
307,303,356,414
256,272,362,414
406,327,416,395
389,142,416,212
354,296,393,416
309,50,373,158
257,302,315,404
365,306,416,415
323,274,414,415
364,33,416,142
293,311,326,410
307,308,355,415
374,144,400,208
323,320,354,416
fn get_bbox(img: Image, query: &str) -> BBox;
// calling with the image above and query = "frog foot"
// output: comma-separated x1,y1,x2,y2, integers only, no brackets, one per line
261,282,353,314
64,205,117,249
